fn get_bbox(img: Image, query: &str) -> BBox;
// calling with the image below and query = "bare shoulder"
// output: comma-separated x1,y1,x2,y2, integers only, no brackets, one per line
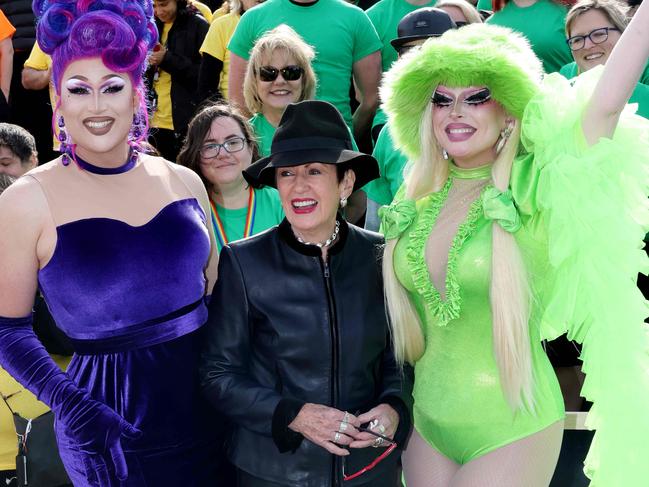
0,174,48,238
164,158,209,201
0,173,48,215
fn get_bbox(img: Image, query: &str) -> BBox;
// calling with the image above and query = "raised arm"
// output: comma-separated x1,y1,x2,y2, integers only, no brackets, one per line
582,0,649,145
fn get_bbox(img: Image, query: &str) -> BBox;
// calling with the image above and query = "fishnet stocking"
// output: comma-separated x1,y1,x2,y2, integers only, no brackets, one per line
403,421,563,487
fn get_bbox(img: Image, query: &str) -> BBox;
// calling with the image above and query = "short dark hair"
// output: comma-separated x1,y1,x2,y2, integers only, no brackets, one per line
0,173,16,195
0,123,37,163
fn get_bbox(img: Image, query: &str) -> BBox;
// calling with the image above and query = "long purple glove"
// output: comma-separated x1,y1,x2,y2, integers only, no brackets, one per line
0,315,141,484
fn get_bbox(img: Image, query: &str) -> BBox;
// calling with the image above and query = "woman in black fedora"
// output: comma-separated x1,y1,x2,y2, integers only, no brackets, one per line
200,100,412,487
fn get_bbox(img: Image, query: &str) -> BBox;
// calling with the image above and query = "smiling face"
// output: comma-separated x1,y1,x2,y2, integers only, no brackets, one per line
276,163,354,243
58,57,137,165
431,85,508,168
199,116,252,189
569,9,622,73
257,49,303,116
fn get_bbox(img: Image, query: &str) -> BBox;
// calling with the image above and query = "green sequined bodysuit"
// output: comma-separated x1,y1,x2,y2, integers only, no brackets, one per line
392,162,564,463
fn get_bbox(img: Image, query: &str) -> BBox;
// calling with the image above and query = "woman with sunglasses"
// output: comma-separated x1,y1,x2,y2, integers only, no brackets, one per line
380,4,649,484
178,103,283,253
243,25,317,157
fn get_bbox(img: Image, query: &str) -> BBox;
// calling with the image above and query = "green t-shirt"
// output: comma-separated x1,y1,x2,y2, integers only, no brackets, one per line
250,111,360,156
213,186,284,251
364,123,408,205
561,60,649,87
559,62,649,120
366,0,436,73
250,113,275,157
228,0,381,128
487,0,572,73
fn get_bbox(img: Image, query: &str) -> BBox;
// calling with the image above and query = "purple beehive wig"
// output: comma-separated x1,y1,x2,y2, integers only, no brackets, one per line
33,0,158,148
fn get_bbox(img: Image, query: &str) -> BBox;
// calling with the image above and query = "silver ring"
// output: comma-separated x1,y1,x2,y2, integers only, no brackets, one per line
372,437,384,448
334,432,341,443
338,421,348,433
342,411,351,423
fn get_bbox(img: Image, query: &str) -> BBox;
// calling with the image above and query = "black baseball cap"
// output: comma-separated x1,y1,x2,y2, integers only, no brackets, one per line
390,7,457,50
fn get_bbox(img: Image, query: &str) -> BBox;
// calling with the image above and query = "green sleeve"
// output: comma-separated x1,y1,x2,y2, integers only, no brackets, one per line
517,69,649,485
352,10,382,62
227,10,255,60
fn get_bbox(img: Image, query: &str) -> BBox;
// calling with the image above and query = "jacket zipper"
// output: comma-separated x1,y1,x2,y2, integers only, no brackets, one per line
322,258,341,486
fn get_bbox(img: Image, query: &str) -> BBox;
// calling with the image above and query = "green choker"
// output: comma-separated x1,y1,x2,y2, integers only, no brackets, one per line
449,162,493,180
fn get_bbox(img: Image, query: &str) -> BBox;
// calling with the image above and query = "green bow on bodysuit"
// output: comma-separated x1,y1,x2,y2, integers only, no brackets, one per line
481,186,522,233
379,199,417,240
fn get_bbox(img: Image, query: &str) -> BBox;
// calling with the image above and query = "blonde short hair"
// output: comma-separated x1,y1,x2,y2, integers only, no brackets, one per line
243,24,317,115
565,0,629,36
436,0,483,24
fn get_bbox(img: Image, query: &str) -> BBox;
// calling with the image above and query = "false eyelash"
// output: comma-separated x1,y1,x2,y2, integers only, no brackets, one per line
101,84,125,94
431,92,454,107
464,89,492,105
67,86,90,95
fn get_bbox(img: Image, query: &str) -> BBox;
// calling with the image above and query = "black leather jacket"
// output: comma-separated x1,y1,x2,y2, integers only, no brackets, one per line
200,218,413,487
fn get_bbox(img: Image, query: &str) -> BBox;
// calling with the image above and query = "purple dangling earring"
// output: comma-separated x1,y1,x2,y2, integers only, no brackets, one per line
57,116,72,166
130,112,145,141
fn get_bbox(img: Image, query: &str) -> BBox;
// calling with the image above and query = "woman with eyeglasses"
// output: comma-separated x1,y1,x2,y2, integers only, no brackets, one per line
561,0,649,115
178,104,283,253
243,25,317,157
380,2,649,483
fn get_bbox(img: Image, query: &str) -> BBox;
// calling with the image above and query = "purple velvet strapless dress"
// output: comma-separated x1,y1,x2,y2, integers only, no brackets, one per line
38,198,221,486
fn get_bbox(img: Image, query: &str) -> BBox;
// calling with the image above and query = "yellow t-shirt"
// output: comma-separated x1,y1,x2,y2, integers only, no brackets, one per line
199,12,240,100
23,44,59,150
151,23,174,130
189,0,213,23
0,356,71,471
211,4,229,21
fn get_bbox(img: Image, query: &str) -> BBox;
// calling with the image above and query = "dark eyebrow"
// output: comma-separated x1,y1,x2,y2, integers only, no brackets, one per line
203,134,243,143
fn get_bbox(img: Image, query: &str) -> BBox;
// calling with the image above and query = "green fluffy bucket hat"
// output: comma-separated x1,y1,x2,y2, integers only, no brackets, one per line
381,23,544,160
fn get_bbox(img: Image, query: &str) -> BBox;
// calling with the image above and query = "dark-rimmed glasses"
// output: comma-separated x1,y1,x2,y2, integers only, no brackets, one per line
199,136,246,160
566,27,619,51
341,428,397,481
258,65,304,82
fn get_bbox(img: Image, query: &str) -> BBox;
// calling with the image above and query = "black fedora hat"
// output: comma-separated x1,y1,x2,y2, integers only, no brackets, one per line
390,7,456,50
243,100,378,191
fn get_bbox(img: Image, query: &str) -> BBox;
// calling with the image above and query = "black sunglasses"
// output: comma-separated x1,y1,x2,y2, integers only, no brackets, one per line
258,65,304,82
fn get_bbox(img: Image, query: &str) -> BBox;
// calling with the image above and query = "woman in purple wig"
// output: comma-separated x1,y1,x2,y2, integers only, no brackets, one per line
0,0,225,485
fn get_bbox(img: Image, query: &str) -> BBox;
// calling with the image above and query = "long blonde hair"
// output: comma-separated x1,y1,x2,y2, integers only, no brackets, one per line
383,107,534,410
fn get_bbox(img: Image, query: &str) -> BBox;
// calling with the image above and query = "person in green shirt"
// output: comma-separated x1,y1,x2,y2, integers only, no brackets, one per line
483,0,573,73
367,0,438,74
178,103,284,252
562,0,649,119
243,25,316,157
227,0,382,143
365,8,457,230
